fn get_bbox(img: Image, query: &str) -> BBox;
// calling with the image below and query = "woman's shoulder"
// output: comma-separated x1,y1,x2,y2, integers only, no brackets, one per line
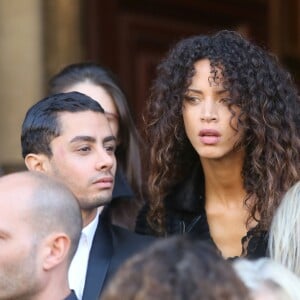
135,203,157,235
112,166,134,200
135,201,206,236
135,164,205,235
242,227,268,259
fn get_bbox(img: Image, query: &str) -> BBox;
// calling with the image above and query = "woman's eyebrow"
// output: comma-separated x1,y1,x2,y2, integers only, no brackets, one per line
186,88,203,94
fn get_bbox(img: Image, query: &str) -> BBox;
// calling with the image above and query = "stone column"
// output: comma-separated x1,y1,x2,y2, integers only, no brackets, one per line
0,0,43,170
0,0,83,172
43,0,83,81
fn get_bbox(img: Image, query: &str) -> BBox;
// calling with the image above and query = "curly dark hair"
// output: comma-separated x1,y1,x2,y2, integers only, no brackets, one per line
102,236,249,300
145,30,300,234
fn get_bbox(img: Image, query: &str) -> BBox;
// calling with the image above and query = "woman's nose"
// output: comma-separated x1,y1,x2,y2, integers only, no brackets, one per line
200,100,218,122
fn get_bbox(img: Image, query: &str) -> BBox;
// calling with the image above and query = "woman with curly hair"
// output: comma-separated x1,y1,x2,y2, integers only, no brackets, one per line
135,30,300,259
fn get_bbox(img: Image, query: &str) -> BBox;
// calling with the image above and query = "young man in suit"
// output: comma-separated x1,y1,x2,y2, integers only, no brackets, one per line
21,92,155,300
0,171,81,300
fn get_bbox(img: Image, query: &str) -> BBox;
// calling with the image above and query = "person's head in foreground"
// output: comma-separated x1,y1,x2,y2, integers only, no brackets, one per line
101,236,250,300
234,257,300,300
269,181,300,277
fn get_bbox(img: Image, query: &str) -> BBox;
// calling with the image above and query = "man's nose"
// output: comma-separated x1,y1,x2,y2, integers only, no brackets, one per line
95,150,115,171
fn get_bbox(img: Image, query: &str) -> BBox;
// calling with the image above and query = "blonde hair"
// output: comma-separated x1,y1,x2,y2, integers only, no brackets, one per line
233,258,300,300
268,181,300,277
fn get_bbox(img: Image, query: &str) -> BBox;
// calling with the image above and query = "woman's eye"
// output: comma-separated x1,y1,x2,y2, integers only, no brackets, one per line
219,97,231,104
184,95,200,103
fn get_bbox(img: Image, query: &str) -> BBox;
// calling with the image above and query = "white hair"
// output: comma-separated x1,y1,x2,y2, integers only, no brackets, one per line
233,258,300,300
268,181,300,277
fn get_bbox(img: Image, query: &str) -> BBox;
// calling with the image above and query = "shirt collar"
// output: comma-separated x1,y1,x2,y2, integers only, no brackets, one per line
81,210,100,248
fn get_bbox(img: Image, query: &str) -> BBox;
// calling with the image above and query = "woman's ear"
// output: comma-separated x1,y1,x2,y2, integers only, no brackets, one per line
42,233,71,271
25,153,51,172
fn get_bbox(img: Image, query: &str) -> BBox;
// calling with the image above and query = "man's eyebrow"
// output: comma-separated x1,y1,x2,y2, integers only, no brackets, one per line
69,136,96,143
69,135,117,144
103,135,117,143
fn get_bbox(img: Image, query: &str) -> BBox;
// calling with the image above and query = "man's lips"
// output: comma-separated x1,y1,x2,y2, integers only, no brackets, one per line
92,176,114,188
199,129,221,145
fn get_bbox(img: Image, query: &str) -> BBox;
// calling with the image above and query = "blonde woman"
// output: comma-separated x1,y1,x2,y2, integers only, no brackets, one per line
269,181,300,277
234,258,300,300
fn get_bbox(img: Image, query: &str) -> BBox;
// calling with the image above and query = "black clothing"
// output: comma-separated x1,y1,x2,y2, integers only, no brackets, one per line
135,164,268,259
112,166,134,200
65,290,78,300
82,207,156,300
109,166,142,230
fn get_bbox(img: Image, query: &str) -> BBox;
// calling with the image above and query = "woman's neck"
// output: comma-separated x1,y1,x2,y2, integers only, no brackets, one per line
200,151,257,258
201,150,246,208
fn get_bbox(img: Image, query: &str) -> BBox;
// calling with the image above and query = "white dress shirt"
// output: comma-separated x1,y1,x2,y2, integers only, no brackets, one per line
68,211,100,300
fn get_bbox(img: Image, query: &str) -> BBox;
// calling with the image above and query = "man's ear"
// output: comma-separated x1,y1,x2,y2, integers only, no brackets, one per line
25,153,51,172
42,233,71,271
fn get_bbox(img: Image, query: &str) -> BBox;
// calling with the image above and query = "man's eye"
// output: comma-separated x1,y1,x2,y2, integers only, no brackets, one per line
105,145,116,153
78,146,91,152
0,234,8,241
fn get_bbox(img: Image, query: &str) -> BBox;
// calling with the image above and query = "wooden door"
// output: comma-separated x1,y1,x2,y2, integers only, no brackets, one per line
83,0,269,127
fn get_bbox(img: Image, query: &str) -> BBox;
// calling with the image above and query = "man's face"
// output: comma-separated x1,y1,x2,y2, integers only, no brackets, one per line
46,111,117,219
0,181,40,299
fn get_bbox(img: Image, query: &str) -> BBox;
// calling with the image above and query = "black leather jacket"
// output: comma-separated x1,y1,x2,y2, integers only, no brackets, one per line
135,164,267,259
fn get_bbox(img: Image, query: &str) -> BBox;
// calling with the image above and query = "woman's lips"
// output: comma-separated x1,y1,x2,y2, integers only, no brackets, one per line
199,129,221,145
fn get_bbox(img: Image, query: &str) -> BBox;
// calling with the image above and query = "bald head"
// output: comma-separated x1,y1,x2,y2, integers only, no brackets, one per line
0,171,82,299
0,171,82,260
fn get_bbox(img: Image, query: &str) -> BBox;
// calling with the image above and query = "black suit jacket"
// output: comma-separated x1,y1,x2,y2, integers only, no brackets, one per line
81,207,156,300
65,290,78,300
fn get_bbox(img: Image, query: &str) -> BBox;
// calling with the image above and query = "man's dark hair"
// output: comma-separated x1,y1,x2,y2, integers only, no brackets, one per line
21,91,104,158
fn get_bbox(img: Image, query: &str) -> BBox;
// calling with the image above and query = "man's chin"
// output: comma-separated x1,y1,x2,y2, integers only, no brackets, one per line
98,197,112,207
77,194,112,210
91,194,113,208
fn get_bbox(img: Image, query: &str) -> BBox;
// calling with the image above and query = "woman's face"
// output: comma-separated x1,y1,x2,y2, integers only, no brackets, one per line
63,81,119,137
182,59,243,161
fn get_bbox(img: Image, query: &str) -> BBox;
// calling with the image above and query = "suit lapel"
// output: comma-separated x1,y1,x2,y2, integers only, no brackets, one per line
65,290,78,300
82,210,113,300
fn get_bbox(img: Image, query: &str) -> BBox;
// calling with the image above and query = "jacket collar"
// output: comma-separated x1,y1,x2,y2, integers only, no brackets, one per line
165,163,205,213
82,207,113,300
